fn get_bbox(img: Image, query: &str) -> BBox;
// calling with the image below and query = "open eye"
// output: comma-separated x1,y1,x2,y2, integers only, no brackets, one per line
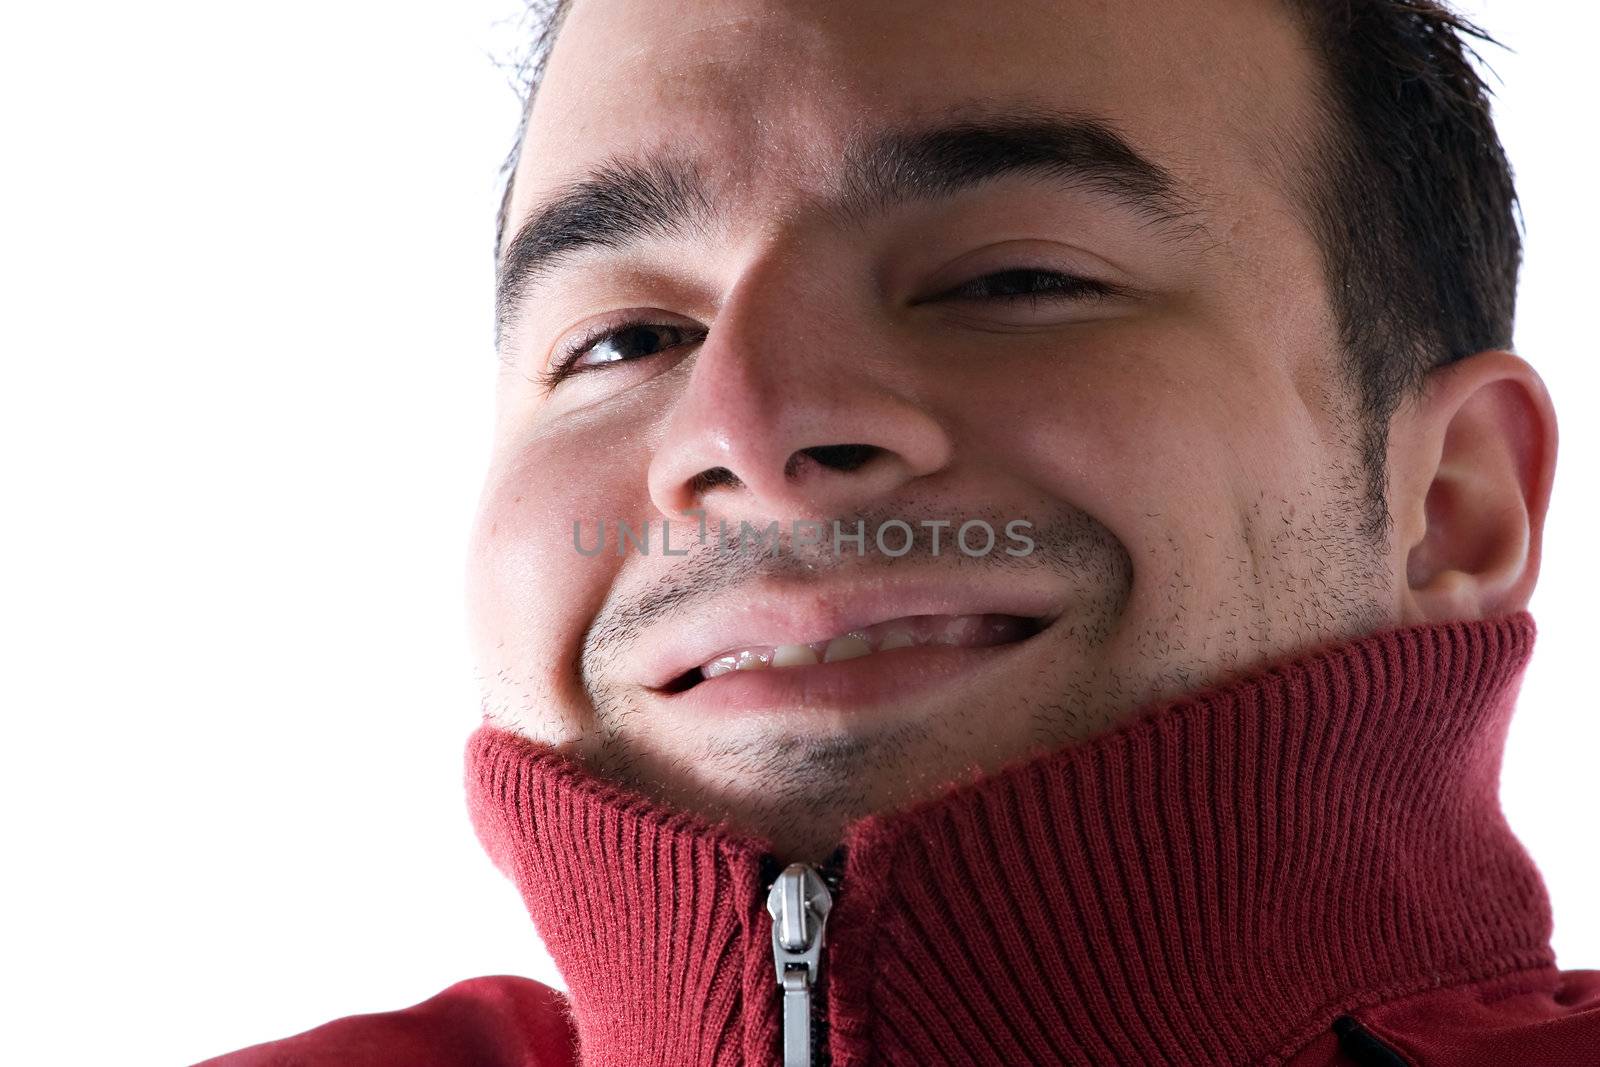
540,319,706,388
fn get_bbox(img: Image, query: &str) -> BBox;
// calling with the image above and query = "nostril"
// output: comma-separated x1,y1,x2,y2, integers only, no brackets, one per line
689,466,741,495
792,443,882,476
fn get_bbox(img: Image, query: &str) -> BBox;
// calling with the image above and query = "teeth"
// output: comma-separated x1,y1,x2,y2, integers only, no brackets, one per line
771,643,819,667
692,613,1038,682
703,654,739,679
823,634,872,662
705,648,773,679
941,616,979,643
878,628,916,650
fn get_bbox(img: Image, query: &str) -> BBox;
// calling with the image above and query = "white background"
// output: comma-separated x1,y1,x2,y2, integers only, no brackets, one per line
1,3,1593,1064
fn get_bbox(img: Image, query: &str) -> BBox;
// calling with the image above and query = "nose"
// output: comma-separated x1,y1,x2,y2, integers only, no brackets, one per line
647,256,953,526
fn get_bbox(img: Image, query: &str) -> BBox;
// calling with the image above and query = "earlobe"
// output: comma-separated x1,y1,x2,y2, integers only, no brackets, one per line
1397,350,1558,625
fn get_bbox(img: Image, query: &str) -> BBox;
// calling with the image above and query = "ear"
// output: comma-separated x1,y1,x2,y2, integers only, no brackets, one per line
1391,349,1558,625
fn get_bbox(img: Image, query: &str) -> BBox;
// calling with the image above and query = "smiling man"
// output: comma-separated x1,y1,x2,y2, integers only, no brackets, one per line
201,0,1600,1065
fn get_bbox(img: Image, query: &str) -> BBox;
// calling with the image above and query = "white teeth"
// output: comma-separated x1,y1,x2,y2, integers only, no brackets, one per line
691,612,1037,682
707,648,773,679
736,649,768,669
822,634,872,662
703,654,739,679
938,616,978,644
771,643,819,667
878,629,916,651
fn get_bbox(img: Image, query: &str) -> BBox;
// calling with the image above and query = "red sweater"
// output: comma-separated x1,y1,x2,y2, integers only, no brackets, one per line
200,611,1600,1065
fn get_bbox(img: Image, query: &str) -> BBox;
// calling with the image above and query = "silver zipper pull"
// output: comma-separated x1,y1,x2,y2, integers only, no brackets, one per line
767,863,833,1067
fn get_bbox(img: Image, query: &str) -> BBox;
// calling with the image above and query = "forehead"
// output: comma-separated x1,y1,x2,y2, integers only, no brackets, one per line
509,0,1318,234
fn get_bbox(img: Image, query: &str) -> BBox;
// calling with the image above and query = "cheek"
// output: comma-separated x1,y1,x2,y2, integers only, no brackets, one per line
965,330,1241,531
465,423,653,715
962,324,1324,589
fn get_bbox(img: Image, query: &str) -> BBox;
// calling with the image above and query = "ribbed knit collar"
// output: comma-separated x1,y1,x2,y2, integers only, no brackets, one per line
466,611,1552,1066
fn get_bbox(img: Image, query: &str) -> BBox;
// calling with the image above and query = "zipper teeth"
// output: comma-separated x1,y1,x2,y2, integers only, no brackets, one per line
811,849,846,1067
812,994,830,1067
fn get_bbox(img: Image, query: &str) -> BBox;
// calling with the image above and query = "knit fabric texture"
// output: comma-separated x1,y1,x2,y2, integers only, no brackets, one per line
466,610,1549,1066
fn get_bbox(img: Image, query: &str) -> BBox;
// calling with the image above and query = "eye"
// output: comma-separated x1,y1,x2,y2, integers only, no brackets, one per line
941,268,1121,306
540,318,706,388
538,269,1116,388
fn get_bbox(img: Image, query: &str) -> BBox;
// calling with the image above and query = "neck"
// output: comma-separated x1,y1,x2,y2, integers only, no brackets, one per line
467,610,1550,1066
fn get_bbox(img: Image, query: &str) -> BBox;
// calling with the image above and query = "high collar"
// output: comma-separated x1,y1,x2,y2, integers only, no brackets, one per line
466,611,1552,1066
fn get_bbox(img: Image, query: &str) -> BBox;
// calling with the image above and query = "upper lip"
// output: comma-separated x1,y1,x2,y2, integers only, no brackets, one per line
628,569,1067,691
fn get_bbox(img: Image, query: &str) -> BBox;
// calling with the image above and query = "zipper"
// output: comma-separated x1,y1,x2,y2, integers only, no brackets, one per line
765,851,844,1066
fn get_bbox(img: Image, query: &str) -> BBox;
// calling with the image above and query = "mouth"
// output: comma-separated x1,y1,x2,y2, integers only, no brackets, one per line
657,611,1047,694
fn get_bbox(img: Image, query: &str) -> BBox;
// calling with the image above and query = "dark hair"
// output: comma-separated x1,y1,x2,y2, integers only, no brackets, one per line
496,0,1520,543
1278,1,1520,542
495,0,574,257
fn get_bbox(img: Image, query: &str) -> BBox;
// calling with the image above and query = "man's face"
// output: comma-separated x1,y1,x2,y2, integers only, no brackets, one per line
469,0,1403,861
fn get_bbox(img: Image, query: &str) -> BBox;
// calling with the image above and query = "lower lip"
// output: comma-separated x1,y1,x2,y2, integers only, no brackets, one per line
653,631,1044,718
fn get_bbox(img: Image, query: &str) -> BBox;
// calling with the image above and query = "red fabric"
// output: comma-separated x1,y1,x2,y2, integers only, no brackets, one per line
1350,966,1600,1066
198,611,1600,1065
194,975,577,1066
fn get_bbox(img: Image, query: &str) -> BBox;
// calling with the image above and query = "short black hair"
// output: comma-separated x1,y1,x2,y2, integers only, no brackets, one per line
1279,1,1520,543
495,0,1520,544
495,0,575,258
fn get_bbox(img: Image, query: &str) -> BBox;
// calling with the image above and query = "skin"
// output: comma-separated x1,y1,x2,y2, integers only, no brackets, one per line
468,0,1558,862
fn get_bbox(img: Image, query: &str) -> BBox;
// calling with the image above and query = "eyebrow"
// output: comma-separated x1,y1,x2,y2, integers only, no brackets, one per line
495,107,1202,338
